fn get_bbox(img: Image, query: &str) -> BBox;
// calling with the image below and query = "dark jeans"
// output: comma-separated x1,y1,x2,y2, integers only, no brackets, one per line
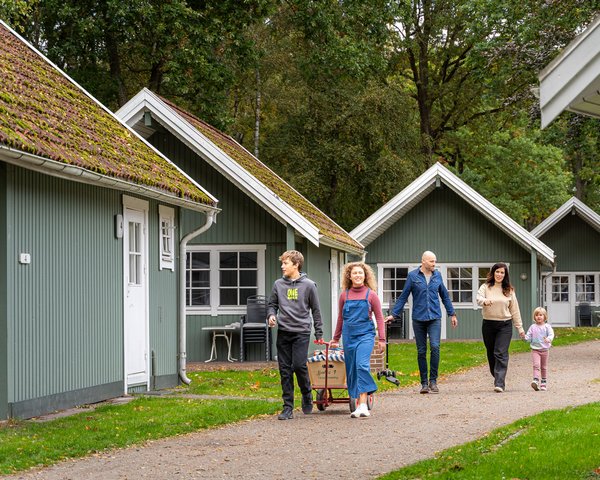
482,320,513,389
412,318,441,385
276,330,311,409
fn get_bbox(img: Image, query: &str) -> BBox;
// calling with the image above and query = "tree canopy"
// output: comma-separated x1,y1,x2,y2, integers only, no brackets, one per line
2,0,599,230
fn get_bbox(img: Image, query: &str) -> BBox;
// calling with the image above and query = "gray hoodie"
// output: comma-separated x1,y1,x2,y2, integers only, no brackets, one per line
267,273,323,338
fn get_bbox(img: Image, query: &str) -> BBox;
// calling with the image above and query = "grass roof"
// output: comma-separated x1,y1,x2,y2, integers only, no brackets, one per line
0,23,215,207
158,95,363,252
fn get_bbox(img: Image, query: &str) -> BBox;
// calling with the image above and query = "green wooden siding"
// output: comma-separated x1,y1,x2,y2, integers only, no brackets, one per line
148,131,337,361
539,215,600,271
0,162,8,419
365,187,535,339
6,165,123,407
147,201,179,382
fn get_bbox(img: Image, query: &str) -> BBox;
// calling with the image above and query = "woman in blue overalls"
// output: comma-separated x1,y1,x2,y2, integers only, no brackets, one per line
331,262,386,418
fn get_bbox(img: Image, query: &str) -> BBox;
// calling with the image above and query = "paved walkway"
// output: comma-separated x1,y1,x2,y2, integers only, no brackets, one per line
5,341,600,479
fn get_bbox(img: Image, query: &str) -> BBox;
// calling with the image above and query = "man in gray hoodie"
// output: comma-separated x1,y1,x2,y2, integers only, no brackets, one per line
268,250,323,420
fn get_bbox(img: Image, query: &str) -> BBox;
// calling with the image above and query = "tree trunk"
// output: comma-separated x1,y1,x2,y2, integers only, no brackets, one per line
254,68,261,159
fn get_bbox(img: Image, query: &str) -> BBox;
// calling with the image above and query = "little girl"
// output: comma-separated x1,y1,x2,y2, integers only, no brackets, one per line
524,307,554,391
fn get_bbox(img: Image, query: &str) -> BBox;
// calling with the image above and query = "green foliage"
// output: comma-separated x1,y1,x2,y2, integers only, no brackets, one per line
0,397,279,475
5,0,600,226
457,126,572,228
378,402,600,479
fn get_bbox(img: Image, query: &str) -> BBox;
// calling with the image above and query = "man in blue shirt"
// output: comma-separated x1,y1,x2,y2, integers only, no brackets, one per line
387,251,458,394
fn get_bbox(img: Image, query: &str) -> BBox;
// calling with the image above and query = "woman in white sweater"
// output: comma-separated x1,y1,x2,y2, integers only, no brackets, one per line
476,263,525,393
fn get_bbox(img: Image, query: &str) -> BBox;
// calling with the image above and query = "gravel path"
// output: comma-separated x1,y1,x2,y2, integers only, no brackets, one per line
5,341,600,480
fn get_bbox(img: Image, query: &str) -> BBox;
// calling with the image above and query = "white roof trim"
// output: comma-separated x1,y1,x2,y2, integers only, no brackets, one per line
539,15,600,128
351,163,555,265
117,88,339,250
0,20,217,209
0,146,220,214
531,197,600,237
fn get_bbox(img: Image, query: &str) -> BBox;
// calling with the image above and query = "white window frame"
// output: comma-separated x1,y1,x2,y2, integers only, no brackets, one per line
575,273,597,303
446,264,496,308
379,263,495,310
186,244,266,316
158,205,175,271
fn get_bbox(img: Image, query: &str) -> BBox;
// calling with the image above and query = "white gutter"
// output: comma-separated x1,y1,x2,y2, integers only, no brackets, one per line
0,145,219,214
178,210,217,384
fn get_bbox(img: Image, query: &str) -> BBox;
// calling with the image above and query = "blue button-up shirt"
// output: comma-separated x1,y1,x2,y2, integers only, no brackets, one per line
390,268,455,321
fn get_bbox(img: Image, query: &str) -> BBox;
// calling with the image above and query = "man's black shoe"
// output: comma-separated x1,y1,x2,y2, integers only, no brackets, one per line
302,393,313,414
419,384,429,394
428,381,439,393
278,408,294,420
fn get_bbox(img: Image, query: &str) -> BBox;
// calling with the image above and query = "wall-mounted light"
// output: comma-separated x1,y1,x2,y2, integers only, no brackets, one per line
115,214,123,239
520,272,528,281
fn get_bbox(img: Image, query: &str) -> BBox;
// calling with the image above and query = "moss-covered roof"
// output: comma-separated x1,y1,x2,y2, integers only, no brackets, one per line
158,95,363,252
0,23,215,207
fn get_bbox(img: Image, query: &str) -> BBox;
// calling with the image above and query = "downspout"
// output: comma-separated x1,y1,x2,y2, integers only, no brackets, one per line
179,210,217,384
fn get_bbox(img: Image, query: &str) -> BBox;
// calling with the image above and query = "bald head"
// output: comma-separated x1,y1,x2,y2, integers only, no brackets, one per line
421,251,437,274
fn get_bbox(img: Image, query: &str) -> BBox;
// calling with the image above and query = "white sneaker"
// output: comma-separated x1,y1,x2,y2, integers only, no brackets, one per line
351,403,370,418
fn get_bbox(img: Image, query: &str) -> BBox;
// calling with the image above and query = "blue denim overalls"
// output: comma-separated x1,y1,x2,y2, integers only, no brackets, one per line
342,288,378,398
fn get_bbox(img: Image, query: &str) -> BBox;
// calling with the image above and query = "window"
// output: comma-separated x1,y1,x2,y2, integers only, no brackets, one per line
380,264,493,309
575,275,595,303
158,205,175,271
447,267,473,303
187,251,210,306
551,276,569,302
382,267,409,305
219,251,258,306
186,245,265,315
128,221,142,285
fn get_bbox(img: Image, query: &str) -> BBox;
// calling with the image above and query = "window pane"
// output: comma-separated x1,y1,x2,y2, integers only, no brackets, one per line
220,270,237,287
191,290,209,306
239,252,257,268
191,271,209,288
382,267,408,306
240,289,257,305
220,289,237,305
240,270,257,287
191,252,210,269
220,252,237,268
446,267,472,303
447,268,459,278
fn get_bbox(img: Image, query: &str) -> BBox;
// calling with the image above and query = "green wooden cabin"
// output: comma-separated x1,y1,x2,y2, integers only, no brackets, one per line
350,163,555,340
0,22,219,419
531,197,600,327
117,89,364,363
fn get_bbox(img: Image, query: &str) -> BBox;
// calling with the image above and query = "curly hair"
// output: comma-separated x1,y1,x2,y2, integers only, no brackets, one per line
486,262,513,297
341,262,377,291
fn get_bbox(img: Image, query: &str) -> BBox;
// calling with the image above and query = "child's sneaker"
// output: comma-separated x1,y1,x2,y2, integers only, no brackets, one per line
540,381,547,391
531,379,539,391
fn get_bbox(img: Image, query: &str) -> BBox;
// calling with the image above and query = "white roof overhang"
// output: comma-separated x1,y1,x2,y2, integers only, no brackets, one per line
351,163,555,266
539,15,600,128
117,89,363,256
531,197,600,237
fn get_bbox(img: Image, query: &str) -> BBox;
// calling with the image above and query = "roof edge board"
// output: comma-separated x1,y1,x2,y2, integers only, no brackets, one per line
0,146,220,214
117,89,328,248
531,197,600,237
352,163,554,264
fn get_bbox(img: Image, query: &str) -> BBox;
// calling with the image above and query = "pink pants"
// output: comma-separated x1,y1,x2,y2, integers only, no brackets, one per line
531,349,549,380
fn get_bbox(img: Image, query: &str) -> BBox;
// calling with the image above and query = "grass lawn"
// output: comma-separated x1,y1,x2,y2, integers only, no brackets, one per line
378,402,600,479
0,327,598,475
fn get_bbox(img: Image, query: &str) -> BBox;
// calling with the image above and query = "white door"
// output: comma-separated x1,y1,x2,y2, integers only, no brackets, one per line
545,275,572,326
123,197,149,390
